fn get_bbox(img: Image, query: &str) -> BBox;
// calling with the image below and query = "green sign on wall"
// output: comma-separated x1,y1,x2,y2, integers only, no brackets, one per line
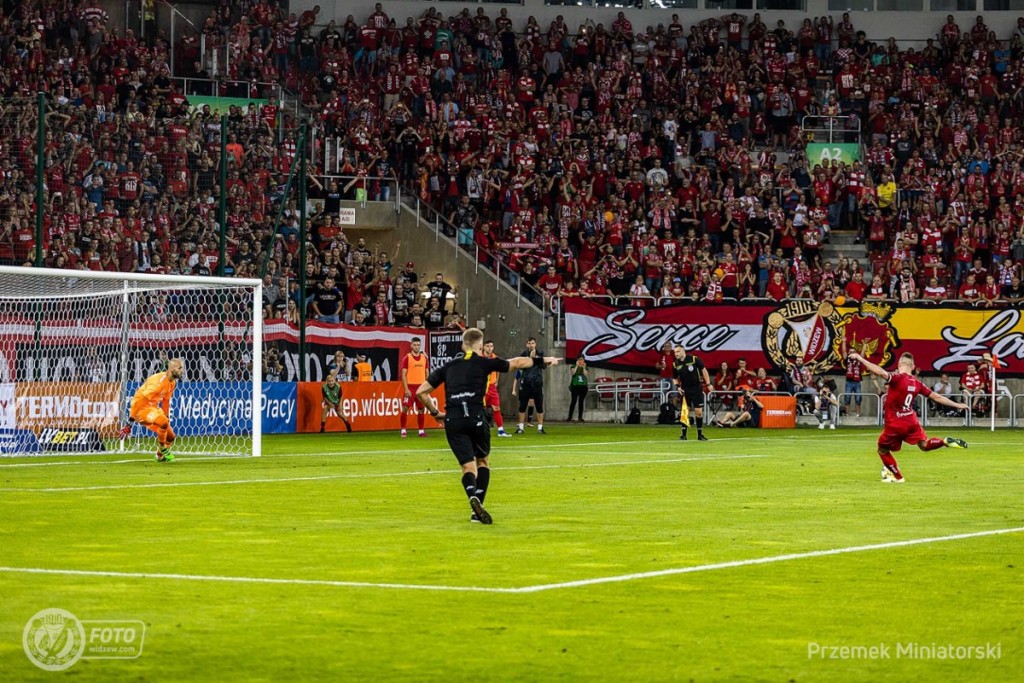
188,95,268,116
806,143,861,166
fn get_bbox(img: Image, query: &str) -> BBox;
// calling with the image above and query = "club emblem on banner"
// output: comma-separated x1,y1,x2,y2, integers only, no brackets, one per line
763,301,844,374
763,300,901,375
835,300,901,369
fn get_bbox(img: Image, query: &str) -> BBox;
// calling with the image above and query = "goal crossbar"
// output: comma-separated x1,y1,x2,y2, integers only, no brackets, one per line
0,266,263,458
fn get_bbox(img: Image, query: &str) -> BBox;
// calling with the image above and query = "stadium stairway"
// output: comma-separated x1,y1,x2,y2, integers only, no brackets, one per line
396,195,569,417
821,229,868,271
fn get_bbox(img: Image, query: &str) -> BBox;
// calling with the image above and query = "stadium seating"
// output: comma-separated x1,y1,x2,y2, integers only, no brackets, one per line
2,2,1023,325
594,376,616,405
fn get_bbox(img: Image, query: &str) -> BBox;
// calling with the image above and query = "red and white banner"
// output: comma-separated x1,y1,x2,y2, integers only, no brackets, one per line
565,298,776,373
265,321,466,383
0,319,250,346
564,297,1024,376
266,321,428,382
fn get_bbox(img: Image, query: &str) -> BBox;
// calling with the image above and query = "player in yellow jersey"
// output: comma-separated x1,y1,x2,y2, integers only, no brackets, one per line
124,358,184,462
483,340,509,437
400,338,430,437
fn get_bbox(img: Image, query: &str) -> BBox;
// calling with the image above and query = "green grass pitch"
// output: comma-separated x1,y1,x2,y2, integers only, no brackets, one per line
0,425,1021,681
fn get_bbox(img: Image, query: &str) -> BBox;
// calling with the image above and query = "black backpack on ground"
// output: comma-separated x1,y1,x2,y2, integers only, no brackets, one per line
656,402,678,425
625,406,642,424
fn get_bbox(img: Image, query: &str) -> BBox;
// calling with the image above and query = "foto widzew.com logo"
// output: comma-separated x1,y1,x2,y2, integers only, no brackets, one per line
22,608,85,671
23,608,145,671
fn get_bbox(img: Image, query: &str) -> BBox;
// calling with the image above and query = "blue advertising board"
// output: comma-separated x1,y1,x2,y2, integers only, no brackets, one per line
261,382,296,434
0,428,41,455
122,382,296,436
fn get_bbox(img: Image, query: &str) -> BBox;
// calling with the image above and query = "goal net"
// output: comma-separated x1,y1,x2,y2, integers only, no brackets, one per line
0,266,262,457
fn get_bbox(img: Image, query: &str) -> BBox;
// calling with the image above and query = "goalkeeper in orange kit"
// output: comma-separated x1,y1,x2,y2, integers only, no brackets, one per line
120,358,184,462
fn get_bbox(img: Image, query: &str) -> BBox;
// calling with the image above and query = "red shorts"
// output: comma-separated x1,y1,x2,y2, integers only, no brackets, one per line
878,421,928,452
402,393,422,411
485,387,500,409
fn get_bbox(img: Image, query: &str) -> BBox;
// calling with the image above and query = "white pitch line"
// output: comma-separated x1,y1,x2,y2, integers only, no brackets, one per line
1,526,1019,594
0,566,516,594
0,458,149,468
514,526,1024,593
265,439,681,459
0,454,768,493
0,439,680,468
2,434,1009,469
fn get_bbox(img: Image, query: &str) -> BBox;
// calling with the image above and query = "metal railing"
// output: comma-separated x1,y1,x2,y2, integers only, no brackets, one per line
959,390,1014,428
1011,394,1024,429
590,379,671,421
400,191,548,327
314,175,402,214
569,385,1024,428
801,115,862,145
171,76,283,102
835,392,883,424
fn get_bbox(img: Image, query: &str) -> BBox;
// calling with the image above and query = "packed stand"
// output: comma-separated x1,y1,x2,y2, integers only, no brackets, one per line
287,6,1024,307
5,4,1024,320
0,0,469,331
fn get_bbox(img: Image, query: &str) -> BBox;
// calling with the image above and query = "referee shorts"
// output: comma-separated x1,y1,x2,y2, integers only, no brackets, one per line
444,413,491,465
680,388,704,412
517,386,544,413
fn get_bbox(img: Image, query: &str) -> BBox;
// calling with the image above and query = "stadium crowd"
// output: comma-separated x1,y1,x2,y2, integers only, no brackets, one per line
3,1,1024,326
295,5,1024,309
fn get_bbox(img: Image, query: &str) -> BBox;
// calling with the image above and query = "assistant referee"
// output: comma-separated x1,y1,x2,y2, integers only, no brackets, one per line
673,344,711,441
417,328,562,524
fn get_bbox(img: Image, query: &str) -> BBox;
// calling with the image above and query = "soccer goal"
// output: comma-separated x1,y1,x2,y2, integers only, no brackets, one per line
0,266,262,457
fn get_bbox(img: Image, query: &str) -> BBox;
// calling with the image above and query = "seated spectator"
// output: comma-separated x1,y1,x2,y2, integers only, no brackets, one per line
959,363,986,413
958,274,982,304
1004,275,1024,304
921,277,948,302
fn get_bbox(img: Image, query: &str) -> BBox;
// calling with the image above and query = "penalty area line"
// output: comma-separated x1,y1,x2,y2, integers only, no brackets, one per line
514,526,1024,592
0,566,515,594
2,526,1019,595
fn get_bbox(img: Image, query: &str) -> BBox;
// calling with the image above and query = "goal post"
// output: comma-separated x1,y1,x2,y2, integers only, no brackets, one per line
0,266,262,457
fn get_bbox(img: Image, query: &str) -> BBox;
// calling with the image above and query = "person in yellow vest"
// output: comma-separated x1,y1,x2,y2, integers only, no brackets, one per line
353,353,373,381
400,338,430,437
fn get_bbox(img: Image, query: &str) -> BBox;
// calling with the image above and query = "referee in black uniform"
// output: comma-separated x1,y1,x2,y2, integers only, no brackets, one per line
673,344,711,441
417,328,561,524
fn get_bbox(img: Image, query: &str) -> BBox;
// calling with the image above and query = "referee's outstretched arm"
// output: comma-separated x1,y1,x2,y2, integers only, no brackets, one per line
415,354,563,418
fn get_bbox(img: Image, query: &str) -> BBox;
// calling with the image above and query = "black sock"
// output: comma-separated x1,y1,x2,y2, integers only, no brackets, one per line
680,424,688,436
696,416,703,434
475,467,490,503
320,423,325,433
462,472,478,500
343,418,352,433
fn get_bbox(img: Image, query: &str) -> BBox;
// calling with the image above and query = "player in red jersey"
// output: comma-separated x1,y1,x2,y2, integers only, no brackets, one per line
483,340,510,437
849,351,969,483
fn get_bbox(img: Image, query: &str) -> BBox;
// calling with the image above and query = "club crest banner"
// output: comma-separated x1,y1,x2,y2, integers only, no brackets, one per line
563,298,1024,376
